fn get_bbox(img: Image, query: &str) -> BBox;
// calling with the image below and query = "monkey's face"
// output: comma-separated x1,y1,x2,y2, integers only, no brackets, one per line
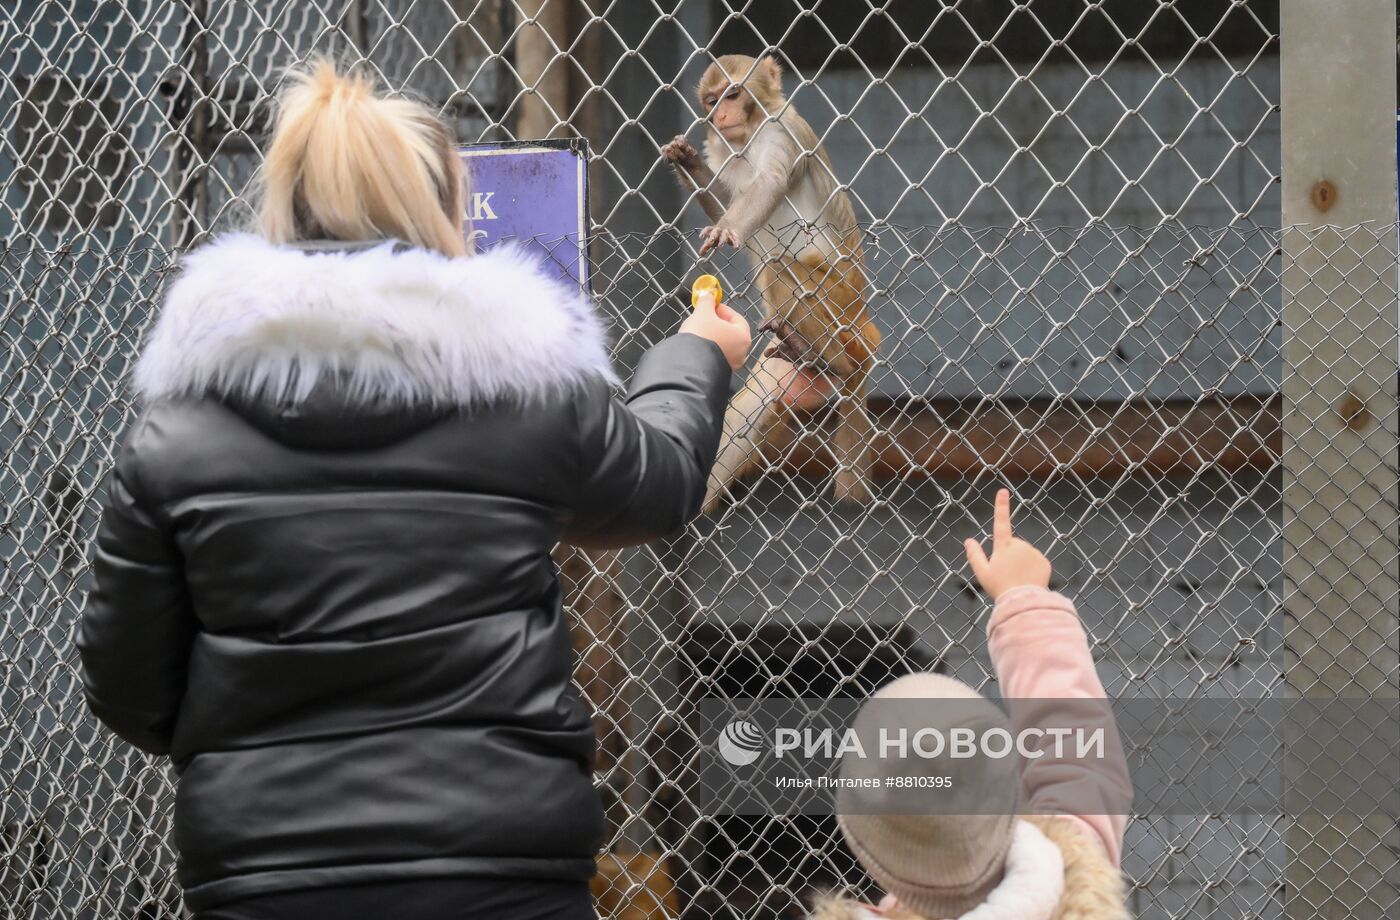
698,55,786,149
702,80,755,145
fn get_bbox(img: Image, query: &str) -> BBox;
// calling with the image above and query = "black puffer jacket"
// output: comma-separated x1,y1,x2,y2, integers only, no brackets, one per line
78,234,731,911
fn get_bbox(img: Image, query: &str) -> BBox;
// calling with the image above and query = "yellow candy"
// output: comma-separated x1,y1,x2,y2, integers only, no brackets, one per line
691,274,723,308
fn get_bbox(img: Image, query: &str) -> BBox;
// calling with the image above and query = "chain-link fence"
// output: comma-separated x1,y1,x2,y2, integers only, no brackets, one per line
2,2,1397,919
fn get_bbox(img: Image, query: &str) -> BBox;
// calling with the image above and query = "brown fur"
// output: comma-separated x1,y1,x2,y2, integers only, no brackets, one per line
808,817,1130,920
759,251,880,378
591,851,679,920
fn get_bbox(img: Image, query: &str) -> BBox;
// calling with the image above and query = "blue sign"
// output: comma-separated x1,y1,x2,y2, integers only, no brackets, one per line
458,139,590,291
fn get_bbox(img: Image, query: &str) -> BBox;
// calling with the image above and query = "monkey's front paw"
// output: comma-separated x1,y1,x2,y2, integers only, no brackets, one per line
759,316,816,366
660,136,700,169
698,225,741,256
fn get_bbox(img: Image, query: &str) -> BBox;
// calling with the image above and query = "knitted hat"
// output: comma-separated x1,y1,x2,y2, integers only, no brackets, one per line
835,673,1021,918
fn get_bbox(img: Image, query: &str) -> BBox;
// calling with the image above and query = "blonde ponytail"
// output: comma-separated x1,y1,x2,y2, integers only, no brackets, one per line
258,58,470,257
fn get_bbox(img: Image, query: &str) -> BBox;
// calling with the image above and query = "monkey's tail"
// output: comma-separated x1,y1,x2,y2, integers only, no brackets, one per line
702,354,792,514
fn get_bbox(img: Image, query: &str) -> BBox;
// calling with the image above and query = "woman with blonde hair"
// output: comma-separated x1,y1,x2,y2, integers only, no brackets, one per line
78,59,749,920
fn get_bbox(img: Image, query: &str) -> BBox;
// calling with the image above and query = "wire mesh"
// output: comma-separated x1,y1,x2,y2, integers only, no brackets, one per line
1,2,1394,919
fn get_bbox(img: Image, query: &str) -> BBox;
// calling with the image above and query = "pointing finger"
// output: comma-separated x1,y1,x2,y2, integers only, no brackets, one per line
993,488,1012,550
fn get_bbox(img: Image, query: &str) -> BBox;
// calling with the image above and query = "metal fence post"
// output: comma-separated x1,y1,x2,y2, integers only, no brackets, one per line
1281,2,1400,917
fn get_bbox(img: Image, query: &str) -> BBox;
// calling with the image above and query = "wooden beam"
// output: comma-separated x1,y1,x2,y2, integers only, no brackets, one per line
514,0,571,139
753,396,1280,483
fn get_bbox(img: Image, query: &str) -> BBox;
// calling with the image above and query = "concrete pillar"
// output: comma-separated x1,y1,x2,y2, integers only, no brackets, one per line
1280,2,1399,917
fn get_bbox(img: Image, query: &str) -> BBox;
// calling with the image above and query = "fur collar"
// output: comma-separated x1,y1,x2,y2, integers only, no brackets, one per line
133,233,617,407
1024,816,1131,920
812,818,1128,920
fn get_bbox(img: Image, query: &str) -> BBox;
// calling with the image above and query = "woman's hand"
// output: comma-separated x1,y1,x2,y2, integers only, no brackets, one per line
964,488,1052,601
681,290,751,371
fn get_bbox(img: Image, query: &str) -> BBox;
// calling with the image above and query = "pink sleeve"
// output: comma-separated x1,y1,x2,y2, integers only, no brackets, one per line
986,585,1132,867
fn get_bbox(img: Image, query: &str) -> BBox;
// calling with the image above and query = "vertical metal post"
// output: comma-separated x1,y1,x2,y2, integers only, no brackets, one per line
344,0,369,55
166,0,210,249
1281,2,1400,917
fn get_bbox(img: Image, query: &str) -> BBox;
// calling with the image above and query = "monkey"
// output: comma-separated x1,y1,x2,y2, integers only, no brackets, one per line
660,54,881,510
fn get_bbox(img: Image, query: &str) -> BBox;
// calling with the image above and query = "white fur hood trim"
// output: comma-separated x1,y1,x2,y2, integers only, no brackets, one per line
956,821,1064,920
133,233,618,407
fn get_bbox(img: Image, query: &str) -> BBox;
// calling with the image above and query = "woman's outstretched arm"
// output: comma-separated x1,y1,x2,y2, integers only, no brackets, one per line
565,331,734,548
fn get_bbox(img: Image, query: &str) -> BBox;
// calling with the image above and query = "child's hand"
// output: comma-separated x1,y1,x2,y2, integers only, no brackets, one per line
964,488,1052,601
